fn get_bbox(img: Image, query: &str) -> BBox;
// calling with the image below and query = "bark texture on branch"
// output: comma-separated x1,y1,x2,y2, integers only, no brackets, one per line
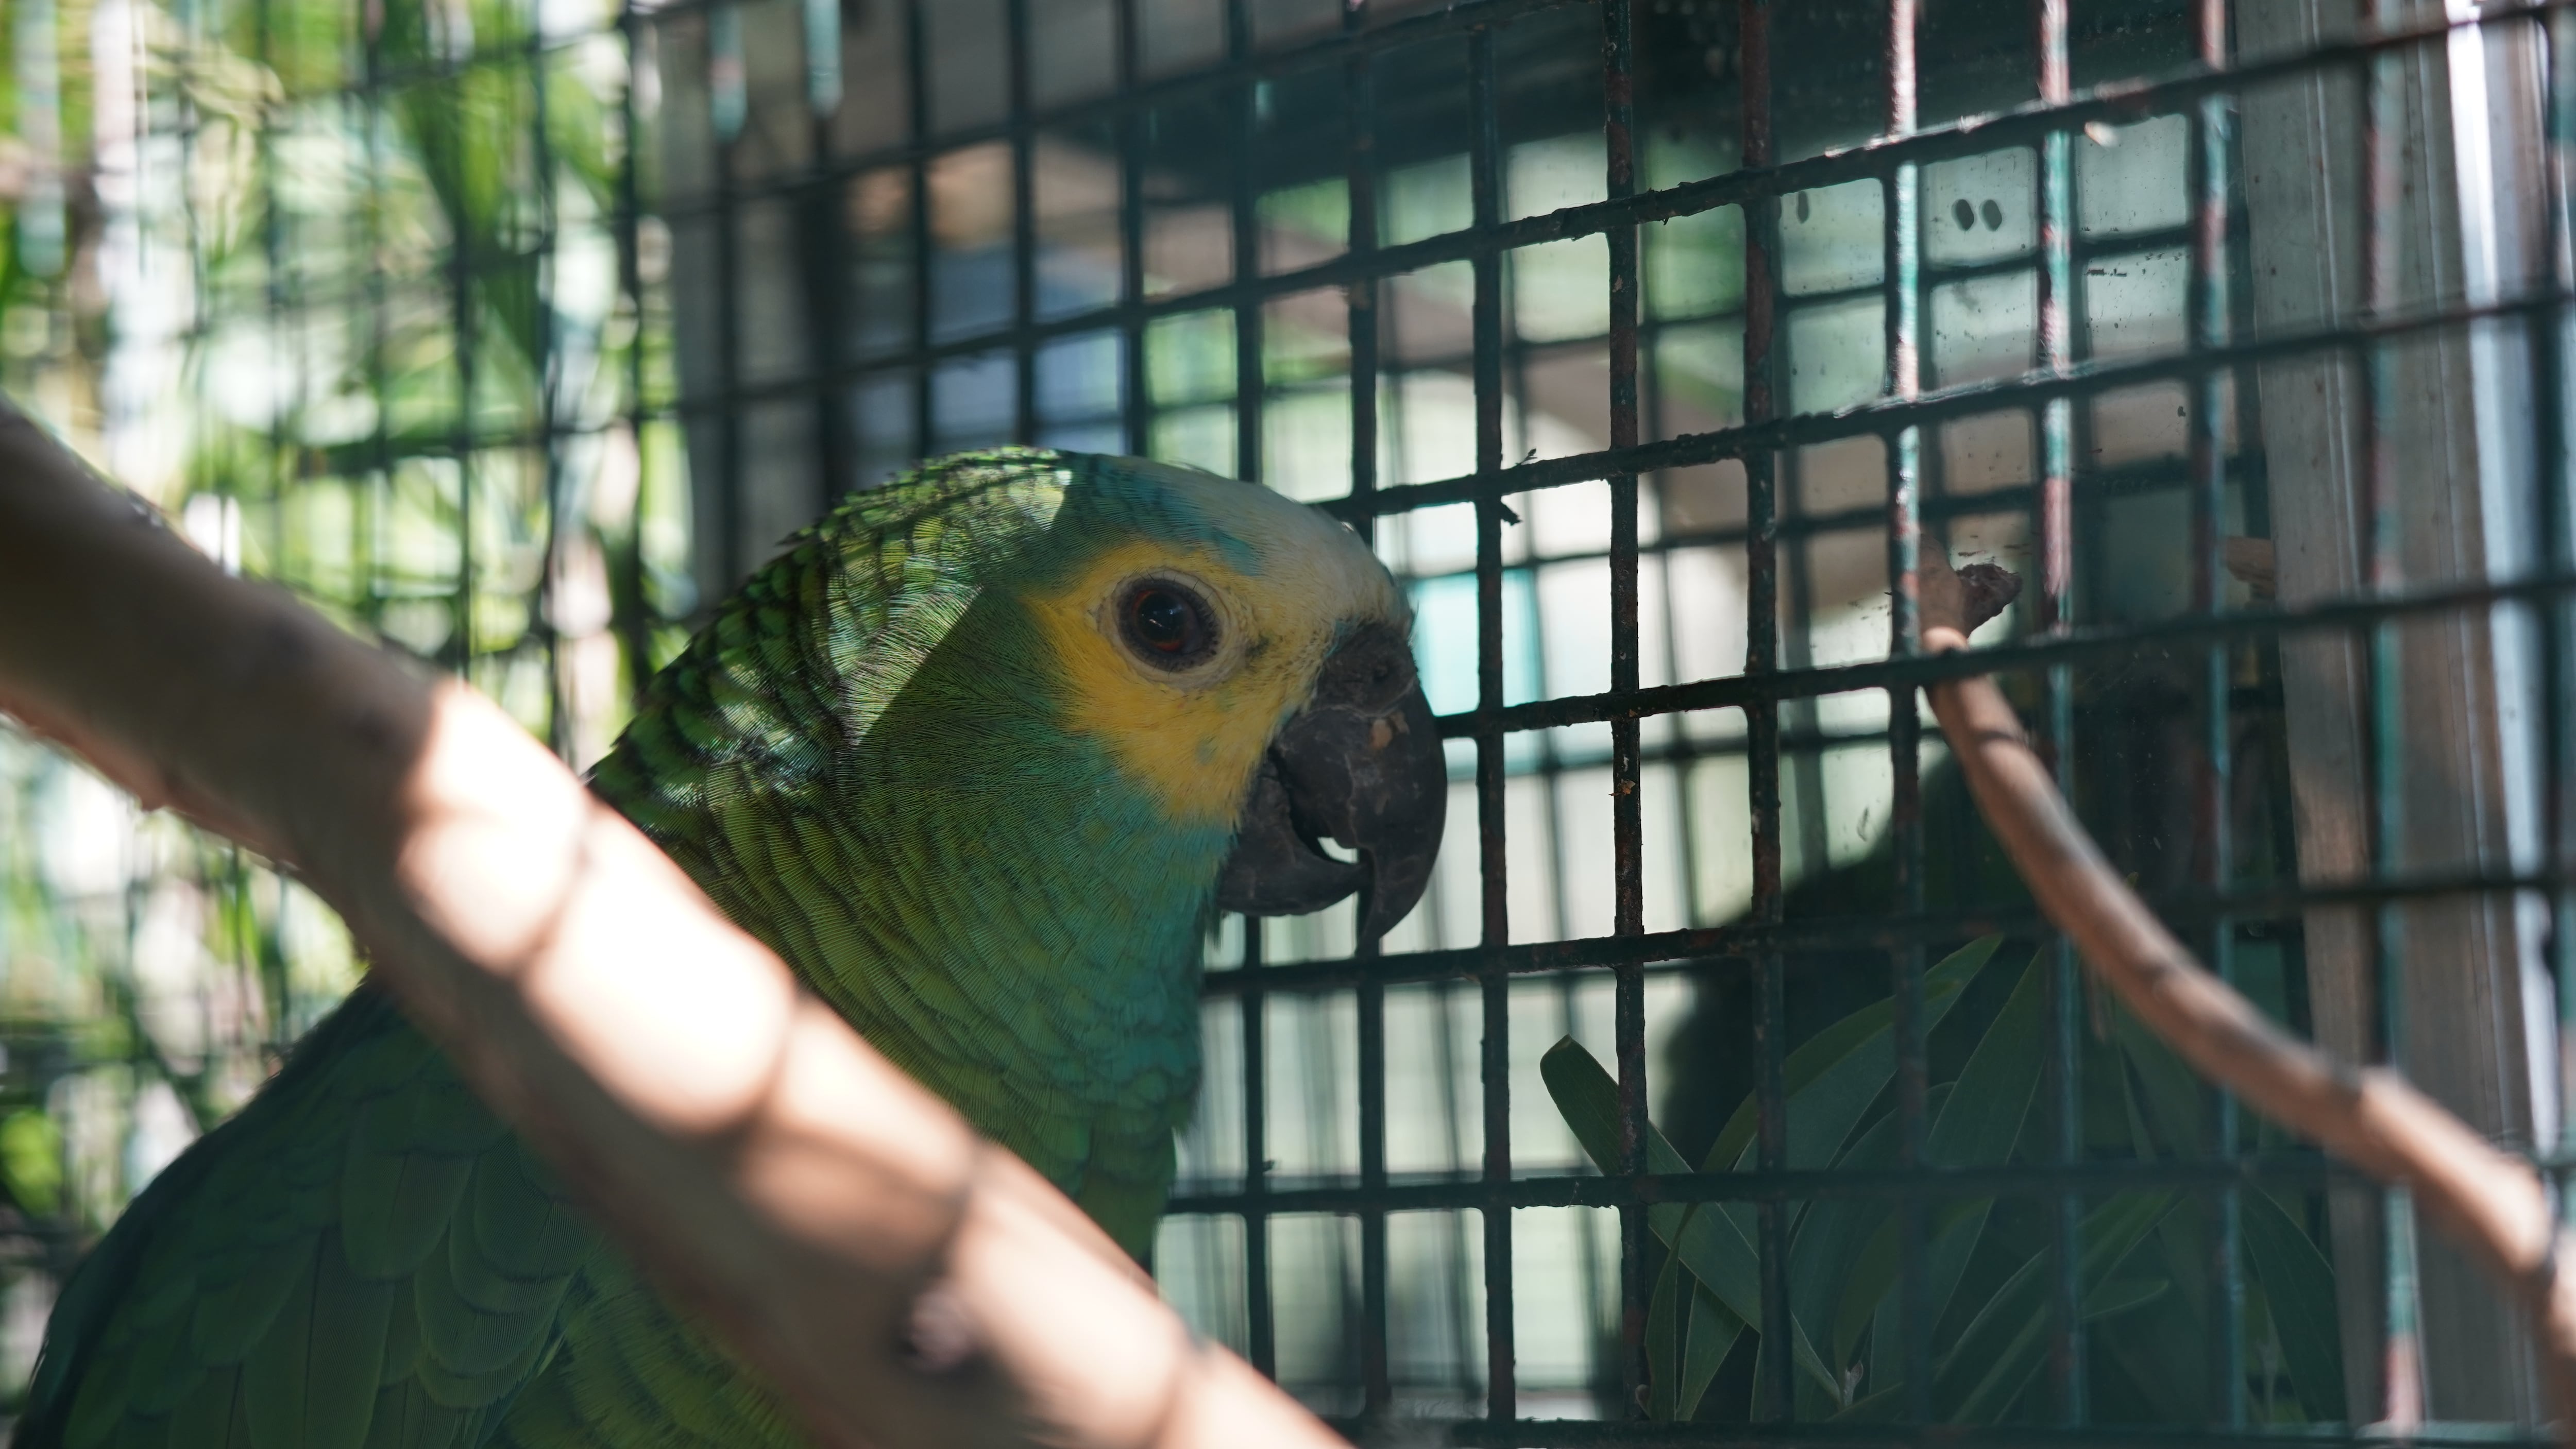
1918,550,2576,1437
0,400,1338,1449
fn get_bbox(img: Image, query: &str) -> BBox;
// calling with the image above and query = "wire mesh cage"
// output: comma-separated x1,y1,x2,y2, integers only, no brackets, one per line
2,0,2573,1439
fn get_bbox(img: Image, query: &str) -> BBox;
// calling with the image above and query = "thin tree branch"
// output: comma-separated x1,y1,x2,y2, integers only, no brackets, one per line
1918,549,2576,1437
0,399,1340,1449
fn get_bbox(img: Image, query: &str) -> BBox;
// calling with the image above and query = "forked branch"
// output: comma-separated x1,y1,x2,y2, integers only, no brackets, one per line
1918,551,2576,1437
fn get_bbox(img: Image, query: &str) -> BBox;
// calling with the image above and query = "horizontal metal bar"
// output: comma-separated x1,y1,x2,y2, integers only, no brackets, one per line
1202,862,2566,997
1428,1419,2553,1449
1187,1145,2576,1224
1166,1151,2364,1217
647,0,1581,151
639,197,2211,412
1345,284,2570,519
1433,558,2576,740
1403,451,2256,585
1180,1149,2576,1223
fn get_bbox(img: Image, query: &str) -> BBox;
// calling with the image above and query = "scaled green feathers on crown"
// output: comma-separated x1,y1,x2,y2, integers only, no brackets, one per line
591,444,1409,849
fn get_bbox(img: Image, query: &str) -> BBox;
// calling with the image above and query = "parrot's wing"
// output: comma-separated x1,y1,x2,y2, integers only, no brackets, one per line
15,985,598,1449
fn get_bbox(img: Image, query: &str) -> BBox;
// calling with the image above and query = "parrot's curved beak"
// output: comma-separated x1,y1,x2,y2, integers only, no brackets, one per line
1214,621,1447,942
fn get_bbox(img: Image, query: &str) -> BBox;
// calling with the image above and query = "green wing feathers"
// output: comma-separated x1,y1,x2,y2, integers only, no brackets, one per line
18,988,596,1449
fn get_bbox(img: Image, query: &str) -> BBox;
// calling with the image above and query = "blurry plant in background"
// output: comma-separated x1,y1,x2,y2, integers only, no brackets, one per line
0,0,680,1402
1550,937,2344,1425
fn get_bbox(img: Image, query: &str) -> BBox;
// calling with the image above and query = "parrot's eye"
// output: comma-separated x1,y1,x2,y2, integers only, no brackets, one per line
1118,578,1217,670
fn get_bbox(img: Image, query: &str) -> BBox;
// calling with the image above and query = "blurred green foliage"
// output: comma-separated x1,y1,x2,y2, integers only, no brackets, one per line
1,1111,63,1217
0,0,675,1402
1550,936,2345,1426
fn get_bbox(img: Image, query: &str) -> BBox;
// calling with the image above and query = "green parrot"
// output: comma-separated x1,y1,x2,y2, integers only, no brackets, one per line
15,448,1445,1449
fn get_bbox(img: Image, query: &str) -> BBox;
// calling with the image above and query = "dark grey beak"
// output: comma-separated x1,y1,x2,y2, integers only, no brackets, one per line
1213,621,1447,943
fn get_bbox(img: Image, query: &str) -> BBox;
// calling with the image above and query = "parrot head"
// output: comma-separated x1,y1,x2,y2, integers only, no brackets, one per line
1007,454,1446,938
591,449,1444,1241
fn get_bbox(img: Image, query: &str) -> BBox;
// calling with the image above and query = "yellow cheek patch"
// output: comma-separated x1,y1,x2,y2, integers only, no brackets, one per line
1025,540,1330,829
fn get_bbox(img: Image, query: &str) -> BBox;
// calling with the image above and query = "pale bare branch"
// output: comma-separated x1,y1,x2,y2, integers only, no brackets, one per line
1919,547,2576,1437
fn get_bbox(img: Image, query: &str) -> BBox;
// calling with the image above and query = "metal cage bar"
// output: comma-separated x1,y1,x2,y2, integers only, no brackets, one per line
1468,22,1517,1422
2028,0,2088,1424
2186,0,2246,1425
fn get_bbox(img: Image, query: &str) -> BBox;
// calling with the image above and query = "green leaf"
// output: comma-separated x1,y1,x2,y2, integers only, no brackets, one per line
1829,948,2047,1394
1926,949,2049,1169
1645,1249,1683,1420
1859,1192,1984,1404
1834,1193,1901,1373
2242,1188,2345,1420
1539,1037,1839,1403
1934,1189,2181,1421
1677,1278,1745,1420
2089,1276,2173,1321
1802,1082,1960,1387
1541,936,2073,1422
1877,948,2050,1372
0,1109,62,1215
1703,934,2006,1176
2111,1005,2209,1160
1827,1380,1908,1424
1789,1106,1901,1388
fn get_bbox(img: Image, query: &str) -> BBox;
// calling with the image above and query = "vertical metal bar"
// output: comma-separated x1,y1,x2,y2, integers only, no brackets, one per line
361,4,392,643
1008,0,1038,444
446,12,481,679
713,3,749,583
2030,0,2086,1426
615,4,658,695
800,0,852,500
1641,190,1708,960
1777,264,1825,906
2184,0,2244,1426
1737,0,1782,986
1347,0,1392,1422
1240,920,1275,1379
1883,0,1931,1422
1599,0,1651,1419
903,0,934,457
258,0,296,1050
253,0,281,573
1347,2,1380,538
1220,35,1296,1370
803,0,841,115
1428,976,1480,1409
2544,0,2576,1225
1116,0,1149,457
1737,0,1794,1423
2358,1,2424,1426
532,18,569,759
1229,0,1261,484
1218,13,1279,1383
1358,927,1391,1421
1469,21,1516,1424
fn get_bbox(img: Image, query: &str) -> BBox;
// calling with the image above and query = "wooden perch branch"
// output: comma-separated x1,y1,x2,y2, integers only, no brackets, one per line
1918,551,2576,1436
0,402,1338,1448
